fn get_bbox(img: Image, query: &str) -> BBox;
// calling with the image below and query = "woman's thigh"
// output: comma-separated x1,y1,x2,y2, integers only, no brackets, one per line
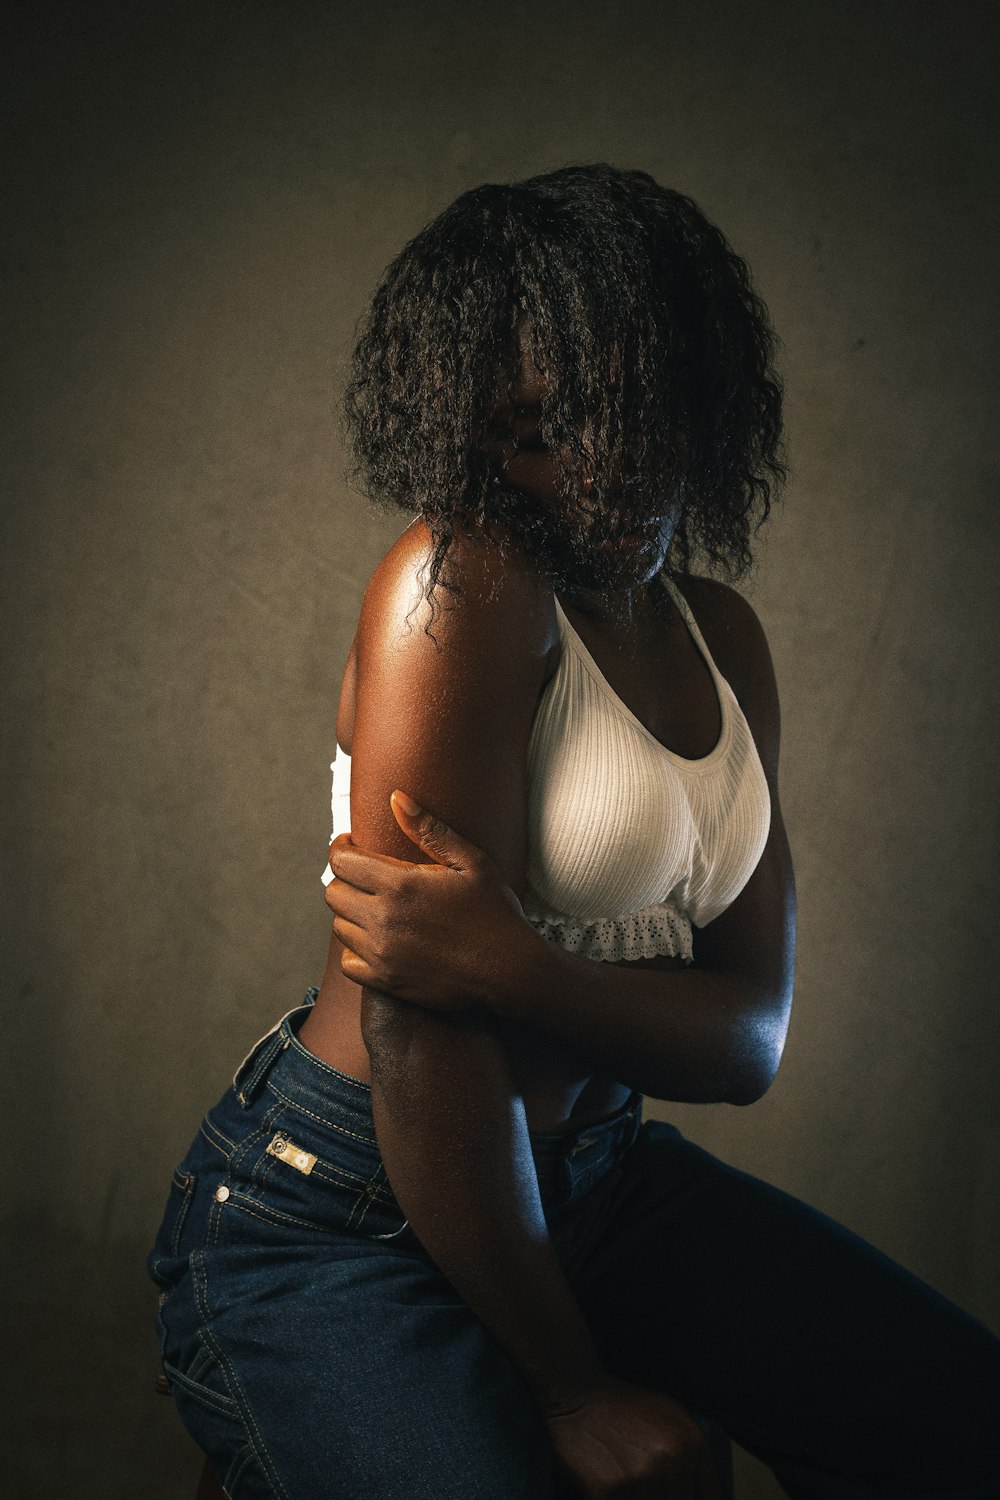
567,1120,1000,1499
148,1053,558,1500
163,1230,555,1499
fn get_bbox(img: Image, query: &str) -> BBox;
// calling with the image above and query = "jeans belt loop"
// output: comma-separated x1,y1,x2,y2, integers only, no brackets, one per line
234,1027,289,1108
231,991,317,1102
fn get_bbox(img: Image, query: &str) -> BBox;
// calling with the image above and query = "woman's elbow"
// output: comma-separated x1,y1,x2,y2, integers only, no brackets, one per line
359,986,420,1055
360,986,494,1069
729,998,791,1106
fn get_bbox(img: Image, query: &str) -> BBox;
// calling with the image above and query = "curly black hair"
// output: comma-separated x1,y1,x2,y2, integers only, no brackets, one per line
343,162,787,634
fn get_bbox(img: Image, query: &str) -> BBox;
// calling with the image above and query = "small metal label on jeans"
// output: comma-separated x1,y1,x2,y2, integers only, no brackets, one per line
266,1134,317,1175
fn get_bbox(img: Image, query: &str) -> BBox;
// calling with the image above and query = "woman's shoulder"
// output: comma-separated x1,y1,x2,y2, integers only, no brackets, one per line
669,569,764,632
669,572,773,674
343,518,557,907
359,517,557,662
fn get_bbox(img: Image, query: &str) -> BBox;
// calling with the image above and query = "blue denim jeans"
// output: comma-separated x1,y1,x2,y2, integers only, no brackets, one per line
147,987,1000,1499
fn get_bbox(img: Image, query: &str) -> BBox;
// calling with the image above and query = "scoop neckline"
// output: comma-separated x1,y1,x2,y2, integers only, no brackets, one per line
552,571,733,772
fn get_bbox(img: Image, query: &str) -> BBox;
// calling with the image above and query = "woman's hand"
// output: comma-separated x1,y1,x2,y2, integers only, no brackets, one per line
323,790,537,1010
544,1374,725,1499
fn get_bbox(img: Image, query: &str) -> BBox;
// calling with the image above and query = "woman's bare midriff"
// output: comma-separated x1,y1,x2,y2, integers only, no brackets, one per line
298,941,688,1133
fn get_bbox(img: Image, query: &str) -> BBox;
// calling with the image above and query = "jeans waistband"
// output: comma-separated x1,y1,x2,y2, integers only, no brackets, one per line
231,986,644,1170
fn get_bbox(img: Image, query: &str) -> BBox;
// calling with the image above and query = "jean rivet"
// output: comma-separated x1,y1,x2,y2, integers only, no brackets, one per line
214,1185,230,1202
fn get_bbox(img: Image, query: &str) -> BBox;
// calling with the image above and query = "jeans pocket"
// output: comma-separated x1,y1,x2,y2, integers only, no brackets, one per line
163,1333,270,1498
165,1333,240,1422
147,1166,198,1288
222,1109,410,1245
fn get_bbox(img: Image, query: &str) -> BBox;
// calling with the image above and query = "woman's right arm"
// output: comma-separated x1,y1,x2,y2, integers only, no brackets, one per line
360,989,605,1407
344,525,605,1406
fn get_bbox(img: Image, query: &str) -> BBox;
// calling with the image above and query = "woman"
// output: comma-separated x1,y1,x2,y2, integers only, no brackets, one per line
147,165,1000,1500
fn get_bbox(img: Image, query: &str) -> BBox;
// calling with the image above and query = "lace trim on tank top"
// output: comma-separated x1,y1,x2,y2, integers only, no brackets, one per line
520,892,694,965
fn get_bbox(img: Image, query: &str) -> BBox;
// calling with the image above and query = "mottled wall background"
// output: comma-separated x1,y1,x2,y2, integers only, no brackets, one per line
2,2,998,1496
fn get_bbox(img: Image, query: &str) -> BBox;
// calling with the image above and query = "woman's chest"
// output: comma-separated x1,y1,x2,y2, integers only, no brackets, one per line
523,608,737,921
549,601,723,762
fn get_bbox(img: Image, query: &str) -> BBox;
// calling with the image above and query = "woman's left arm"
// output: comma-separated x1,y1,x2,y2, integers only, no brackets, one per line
326,579,796,1106
504,802,795,1106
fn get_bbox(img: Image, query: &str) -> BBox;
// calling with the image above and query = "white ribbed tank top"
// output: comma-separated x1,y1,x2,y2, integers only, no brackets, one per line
320,571,771,966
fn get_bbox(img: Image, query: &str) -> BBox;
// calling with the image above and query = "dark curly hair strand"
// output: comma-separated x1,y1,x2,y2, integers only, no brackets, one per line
343,162,788,638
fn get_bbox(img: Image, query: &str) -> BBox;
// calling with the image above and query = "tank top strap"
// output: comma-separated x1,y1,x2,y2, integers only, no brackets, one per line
658,572,728,694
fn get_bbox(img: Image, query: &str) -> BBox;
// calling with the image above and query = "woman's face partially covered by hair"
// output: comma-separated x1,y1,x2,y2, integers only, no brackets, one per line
478,318,683,599
344,164,787,628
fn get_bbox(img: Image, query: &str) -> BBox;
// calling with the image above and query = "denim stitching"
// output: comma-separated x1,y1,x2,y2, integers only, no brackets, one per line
346,1164,393,1232
571,1146,614,1189
187,1341,215,1384
267,1147,393,1199
208,1099,287,1249
345,1179,376,1230
225,1191,383,1237
307,1152,377,1188
201,1113,237,1151
226,1193,338,1235
233,1106,389,1197
257,1147,278,1192
197,1124,232,1160
255,1112,291,1193
168,1172,197,1257
236,1031,290,1108
191,1250,291,1500
255,1113,381,1199
350,1197,372,1230
228,1098,288,1179
341,1157,401,1230
161,1357,239,1418
263,1079,379,1145
225,1444,256,1496
281,1036,374,1090
209,1191,223,1248
149,1175,196,1279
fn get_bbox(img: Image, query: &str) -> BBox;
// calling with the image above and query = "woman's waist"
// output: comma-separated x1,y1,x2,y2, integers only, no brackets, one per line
243,981,641,1137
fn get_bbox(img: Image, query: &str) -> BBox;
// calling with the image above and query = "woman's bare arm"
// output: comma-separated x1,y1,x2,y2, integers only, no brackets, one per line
344,522,606,1409
360,994,604,1406
498,814,794,1104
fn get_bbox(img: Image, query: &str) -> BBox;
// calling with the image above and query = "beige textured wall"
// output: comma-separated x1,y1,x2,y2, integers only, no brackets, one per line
3,3,997,1496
